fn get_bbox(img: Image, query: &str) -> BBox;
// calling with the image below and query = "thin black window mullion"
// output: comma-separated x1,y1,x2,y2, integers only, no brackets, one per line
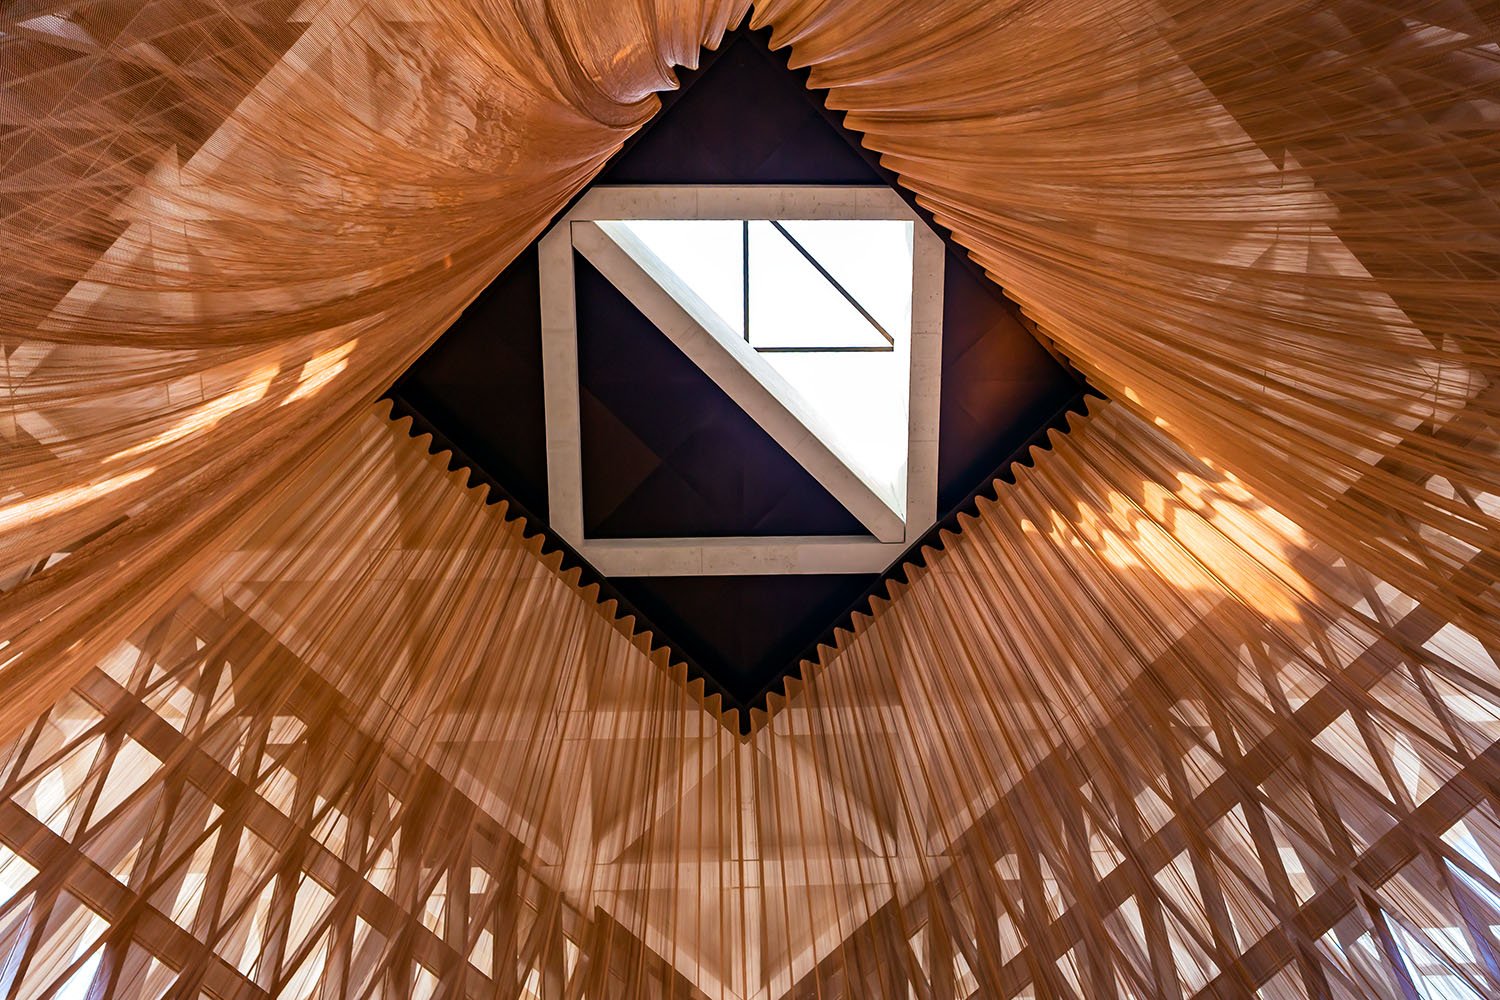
752,346,892,353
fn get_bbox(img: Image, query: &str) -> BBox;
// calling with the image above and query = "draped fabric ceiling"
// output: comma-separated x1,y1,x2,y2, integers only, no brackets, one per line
2,1,1498,997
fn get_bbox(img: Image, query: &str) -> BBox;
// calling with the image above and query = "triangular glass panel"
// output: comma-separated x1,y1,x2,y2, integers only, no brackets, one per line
748,219,909,350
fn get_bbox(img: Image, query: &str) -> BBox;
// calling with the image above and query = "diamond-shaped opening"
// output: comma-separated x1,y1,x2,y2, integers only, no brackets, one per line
387,24,1089,720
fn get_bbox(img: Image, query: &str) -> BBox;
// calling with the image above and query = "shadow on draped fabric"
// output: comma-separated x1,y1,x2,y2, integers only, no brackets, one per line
2,0,1499,997
2,400,1498,998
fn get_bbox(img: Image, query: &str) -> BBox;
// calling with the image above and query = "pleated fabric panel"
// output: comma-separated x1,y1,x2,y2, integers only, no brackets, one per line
2,400,1496,998
2,1,1499,997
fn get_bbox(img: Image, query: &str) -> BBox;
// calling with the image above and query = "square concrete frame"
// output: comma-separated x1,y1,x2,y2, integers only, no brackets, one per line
538,186,943,576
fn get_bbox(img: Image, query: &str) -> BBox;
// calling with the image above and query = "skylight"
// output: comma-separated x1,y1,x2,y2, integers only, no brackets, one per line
607,217,916,498
539,186,944,576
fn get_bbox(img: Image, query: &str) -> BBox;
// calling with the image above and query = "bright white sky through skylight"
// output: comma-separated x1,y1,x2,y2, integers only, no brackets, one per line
616,218,917,507
623,220,747,335
750,220,911,348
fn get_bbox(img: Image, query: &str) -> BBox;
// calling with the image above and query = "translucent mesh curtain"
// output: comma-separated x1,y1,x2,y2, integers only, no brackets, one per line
770,402,1500,999
0,406,735,1000
0,0,747,728
2,402,1497,999
752,0,1500,647
2,1,1499,999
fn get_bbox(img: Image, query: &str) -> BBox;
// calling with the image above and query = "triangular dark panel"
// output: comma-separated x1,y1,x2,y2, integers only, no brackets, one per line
608,575,878,706
937,254,1080,513
575,253,869,539
597,32,884,186
391,244,550,520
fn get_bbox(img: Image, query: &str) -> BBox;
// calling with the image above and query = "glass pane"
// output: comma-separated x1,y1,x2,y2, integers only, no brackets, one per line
747,220,893,350
615,220,744,336
776,219,913,337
